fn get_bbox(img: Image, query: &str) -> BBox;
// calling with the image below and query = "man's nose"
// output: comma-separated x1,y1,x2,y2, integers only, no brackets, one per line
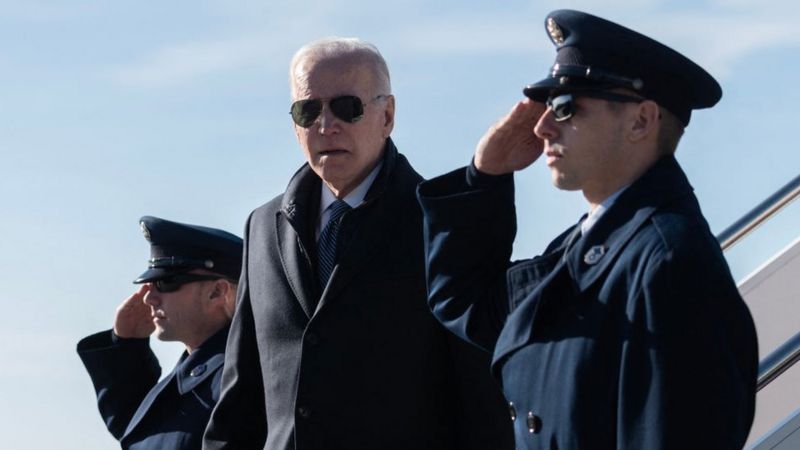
317,104,341,135
533,107,560,141
143,286,160,306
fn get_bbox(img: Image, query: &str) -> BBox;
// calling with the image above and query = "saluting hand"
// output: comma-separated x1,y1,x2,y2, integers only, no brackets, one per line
113,284,155,338
474,98,545,175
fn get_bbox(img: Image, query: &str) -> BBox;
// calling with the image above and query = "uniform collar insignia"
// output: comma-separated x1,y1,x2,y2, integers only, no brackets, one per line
583,245,607,265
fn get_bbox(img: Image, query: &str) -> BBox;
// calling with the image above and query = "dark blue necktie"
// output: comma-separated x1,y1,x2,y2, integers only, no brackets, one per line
317,200,351,288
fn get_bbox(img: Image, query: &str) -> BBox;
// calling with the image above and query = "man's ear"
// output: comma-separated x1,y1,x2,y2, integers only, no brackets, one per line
628,100,660,143
209,279,230,302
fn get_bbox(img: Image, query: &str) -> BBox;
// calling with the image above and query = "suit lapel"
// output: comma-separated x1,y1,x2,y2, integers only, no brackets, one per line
318,201,394,308
276,214,318,318
316,141,405,310
275,165,321,319
123,366,178,440
564,204,658,293
565,155,693,294
175,326,228,394
491,155,695,372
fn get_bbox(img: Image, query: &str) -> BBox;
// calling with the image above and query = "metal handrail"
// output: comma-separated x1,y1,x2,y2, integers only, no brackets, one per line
717,174,800,250
757,330,800,392
714,174,800,392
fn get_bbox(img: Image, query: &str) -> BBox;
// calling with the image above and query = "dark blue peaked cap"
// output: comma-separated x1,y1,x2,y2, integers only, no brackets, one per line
523,10,721,126
134,216,243,283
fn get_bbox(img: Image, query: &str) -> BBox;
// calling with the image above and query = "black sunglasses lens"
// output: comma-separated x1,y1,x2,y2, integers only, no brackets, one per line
290,96,365,127
549,95,574,122
154,278,181,293
290,99,323,127
152,274,221,293
329,96,364,123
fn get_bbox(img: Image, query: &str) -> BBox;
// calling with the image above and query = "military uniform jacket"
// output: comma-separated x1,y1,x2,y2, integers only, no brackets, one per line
203,139,514,450
77,326,229,449
416,156,758,449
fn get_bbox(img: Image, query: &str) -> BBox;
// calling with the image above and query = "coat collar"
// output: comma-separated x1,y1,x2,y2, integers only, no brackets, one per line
563,155,694,293
123,325,229,440
320,139,411,307
276,160,322,318
175,325,229,394
279,137,401,217
492,155,694,371
276,138,413,318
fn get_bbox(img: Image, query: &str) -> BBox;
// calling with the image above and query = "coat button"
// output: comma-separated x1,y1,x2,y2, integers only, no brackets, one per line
297,406,312,419
509,402,517,421
527,411,541,434
190,364,207,377
305,332,319,346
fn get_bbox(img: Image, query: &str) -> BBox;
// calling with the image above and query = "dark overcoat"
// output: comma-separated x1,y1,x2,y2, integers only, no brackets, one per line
77,326,228,449
416,155,758,449
203,140,514,450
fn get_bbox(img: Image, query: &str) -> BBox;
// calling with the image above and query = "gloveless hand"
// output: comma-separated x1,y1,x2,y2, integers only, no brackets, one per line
474,98,546,175
113,284,155,338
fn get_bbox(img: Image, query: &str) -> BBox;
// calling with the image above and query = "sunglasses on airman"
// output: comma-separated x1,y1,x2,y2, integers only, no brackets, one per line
290,95,386,128
546,91,644,122
152,273,222,293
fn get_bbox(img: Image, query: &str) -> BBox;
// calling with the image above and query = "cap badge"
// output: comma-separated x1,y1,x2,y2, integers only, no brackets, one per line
140,222,151,242
547,17,565,44
584,245,607,265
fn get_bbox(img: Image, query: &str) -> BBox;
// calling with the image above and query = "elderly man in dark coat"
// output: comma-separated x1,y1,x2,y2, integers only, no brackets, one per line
202,38,513,450
78,216,242,450
416,10,758,450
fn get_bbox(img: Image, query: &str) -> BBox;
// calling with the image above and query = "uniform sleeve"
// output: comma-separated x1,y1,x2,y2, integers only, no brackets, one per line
416,165,517,352
76,330,161,440
617,239,758,449
203,213,267,449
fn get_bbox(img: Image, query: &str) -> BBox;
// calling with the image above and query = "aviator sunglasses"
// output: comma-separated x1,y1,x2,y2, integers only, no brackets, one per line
151,273,222,293
547,91,644,122
290,95,386,128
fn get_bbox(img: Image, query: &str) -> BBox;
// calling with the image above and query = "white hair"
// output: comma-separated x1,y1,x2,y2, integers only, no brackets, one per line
289,36,391,97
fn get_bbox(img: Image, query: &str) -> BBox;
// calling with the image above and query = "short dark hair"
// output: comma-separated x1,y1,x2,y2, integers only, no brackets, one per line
602,100,684,155
657,107,685,155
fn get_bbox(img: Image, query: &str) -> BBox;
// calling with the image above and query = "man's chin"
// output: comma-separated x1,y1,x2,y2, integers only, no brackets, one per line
551,175,577,191
153,329,173,342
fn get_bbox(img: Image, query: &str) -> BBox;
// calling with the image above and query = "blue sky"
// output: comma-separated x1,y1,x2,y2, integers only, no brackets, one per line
1,1,798,448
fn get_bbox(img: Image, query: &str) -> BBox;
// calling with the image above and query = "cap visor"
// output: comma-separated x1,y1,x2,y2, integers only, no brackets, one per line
523,77,621,101
133,267,191,284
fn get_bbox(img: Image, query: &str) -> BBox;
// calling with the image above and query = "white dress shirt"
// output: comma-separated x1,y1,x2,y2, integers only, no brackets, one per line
580,186,628,236
316,161,383,240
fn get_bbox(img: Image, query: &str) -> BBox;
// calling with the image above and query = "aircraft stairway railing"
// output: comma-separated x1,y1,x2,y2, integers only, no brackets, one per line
718,174,800,251
715,173,800,449
757,330,800,392
716,173,800,391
